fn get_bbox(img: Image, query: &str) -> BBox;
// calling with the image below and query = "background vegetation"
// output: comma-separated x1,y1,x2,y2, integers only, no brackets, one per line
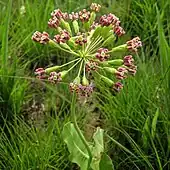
0,0,170,169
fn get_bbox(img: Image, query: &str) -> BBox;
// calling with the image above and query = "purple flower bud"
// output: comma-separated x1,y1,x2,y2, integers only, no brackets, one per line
48,72,62,83
90,3,101,12
53,30,70,44
78,83,94,97
75,33,87,46
35,68,45,75
100,13,120,26
51,9,64,19
113,82,123,92
79,9,91,22
35,68,47,79
113,25,125,36
85,60,98,72
115,67,128,79
48,17,60,28
32,31,50,44
96,48,110,61
69,12,79,20
126,37,142,52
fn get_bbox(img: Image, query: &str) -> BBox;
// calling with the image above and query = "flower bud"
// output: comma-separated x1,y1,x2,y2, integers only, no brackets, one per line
108,59,123,65
32,31,50,44
113,82,123,92
73,76,81,84
60,19,72,35
126,37,142,52
90,3,101,12
82,76,89,86
72,20,79,34
103,67,117,74
110,44,127,53
79,9,91,22
45,66,61,74
96,48,110,61
100,75,114,87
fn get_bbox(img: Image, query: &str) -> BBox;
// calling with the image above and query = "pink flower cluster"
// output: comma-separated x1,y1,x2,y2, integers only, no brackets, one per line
85,60,98,72
69,83,94,97
32,3,142,96
96,48,110,61
123,55,137,75
75,33,87,46
113,82,123,92
126,37,142,52
99,13,125,36
79,9,91,22
48,72,62,83
32,31,50,44
53,30,70,44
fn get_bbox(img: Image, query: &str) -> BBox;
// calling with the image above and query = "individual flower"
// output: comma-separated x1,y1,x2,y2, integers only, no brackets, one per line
103,67,127,80
126,65,137,76
48,72,62,83
116,67,128,79
69,82,80,93
123,55,134,67
32,3,142,96
113,25,125,37
90,22,99,30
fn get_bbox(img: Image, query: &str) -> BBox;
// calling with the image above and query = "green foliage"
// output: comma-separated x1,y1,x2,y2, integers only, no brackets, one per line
62,122,114,170
62,122,90,170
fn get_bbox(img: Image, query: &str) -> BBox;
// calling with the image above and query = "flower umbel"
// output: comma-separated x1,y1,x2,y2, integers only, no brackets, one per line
32,3,142,96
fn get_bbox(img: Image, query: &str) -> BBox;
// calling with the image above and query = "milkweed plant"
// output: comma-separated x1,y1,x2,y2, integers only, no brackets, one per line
32,3,142,170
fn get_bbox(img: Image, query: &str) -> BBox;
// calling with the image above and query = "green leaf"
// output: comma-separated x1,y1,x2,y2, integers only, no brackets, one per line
142,116,150,149
91,127,104,170
99,153,114,170
151,109,159,139
157,6,170,90
62,122,89,170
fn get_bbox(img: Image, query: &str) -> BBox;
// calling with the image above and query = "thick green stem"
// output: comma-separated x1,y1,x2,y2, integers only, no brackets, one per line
71,93,92,169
